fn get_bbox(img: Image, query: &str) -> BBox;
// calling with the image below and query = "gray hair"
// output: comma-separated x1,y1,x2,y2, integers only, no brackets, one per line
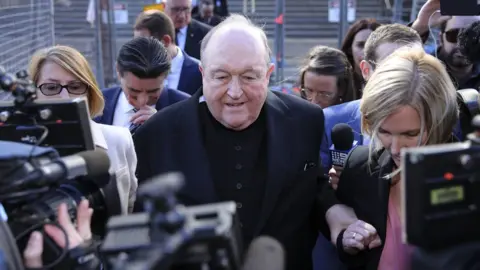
200,14,271,65
361,48,458,163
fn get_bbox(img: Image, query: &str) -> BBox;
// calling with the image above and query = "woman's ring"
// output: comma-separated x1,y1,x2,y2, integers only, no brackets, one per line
328,177,332,184
352,232,357,239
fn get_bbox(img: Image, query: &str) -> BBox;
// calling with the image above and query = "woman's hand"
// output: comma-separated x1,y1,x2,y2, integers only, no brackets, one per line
328,165,343,190
23,200,93,268
342,220,382,255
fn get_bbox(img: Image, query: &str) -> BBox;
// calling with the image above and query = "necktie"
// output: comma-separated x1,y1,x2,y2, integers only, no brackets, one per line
129,108,140,134
175,29,180,45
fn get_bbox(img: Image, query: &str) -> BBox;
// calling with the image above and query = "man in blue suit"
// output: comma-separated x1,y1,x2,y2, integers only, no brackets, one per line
133,10,202,95
320,24,424,174
94,37,190,133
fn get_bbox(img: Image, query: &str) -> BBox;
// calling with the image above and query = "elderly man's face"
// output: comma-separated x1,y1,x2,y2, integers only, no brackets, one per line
165,0,192,29
200,28,274,130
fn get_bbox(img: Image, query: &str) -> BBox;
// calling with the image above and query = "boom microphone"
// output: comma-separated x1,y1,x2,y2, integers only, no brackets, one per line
241,236,285,270
330,123,357,167
459,20,480,63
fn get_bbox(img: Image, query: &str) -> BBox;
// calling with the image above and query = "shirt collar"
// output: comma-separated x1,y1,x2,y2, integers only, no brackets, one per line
178,26,187,35
172,46,184,64
90,120,108,150
119,91,136,113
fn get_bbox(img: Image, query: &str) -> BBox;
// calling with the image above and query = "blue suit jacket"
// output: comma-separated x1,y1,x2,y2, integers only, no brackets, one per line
94,86,190,125
178,52,202,95
320,100,363,174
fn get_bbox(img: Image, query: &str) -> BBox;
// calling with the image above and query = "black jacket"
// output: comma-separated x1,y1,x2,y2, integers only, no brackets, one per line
133,90,328,270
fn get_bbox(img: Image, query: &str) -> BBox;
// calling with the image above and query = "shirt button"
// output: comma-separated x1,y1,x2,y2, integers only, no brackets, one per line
237,202,242,209
236,183,242,189
234,145,242,151
235,163,243,170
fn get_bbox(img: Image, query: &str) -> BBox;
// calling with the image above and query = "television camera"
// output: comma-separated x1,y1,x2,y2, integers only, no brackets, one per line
100,172,244,270
0,67,115,269
403,115,480,269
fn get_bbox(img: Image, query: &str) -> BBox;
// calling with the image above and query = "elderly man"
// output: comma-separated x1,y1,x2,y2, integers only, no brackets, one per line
164,0,211,59
133,15,326,270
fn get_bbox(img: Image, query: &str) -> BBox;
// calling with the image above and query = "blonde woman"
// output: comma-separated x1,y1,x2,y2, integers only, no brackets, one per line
29,45,138,214
325,48,458,270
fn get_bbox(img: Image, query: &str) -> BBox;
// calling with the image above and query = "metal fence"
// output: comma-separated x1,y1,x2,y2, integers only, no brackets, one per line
54,0,157,88
0,0,55,74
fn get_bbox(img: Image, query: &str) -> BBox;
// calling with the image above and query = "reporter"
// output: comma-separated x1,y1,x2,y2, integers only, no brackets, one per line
326,49,458,270
29,46,138,214
23,200,96,269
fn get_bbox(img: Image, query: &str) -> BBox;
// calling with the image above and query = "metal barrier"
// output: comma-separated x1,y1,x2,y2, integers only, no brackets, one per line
54,0,158,88
0,0,55,73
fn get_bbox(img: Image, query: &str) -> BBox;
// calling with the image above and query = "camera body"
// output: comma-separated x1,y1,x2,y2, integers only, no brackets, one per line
0,67,112,269
402,115,480,251
100,173,244,270
402,140,480,250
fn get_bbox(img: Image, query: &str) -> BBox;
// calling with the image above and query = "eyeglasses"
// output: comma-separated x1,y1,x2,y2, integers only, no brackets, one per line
300,88,336,101
38,82,88,96
444,28,462,43
170,6,191,14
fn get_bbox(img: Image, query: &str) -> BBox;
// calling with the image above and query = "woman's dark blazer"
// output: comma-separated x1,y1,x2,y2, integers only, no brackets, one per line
329,146,395,270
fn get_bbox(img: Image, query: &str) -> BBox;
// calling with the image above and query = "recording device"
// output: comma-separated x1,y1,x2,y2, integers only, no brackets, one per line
240,236,284,270
402,115,480,250
440,0,480,15
0,66,115,269
0,141,113,268
330,123,358,167
0,66,94,157
100,172,244,270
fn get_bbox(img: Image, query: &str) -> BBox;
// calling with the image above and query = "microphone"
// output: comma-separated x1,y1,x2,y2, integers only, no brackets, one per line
22,149,111,188
458,20,480,63
241,236,285,270
330,123,357,167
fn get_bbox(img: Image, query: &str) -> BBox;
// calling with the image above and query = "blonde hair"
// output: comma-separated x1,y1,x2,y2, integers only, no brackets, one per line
29,45,104,118
361,48,458,163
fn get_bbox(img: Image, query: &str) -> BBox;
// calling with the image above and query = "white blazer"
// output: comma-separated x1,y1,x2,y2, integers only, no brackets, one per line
91,121,138,214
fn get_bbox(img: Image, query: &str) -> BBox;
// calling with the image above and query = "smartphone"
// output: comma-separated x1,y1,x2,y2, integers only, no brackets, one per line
440,0,480,15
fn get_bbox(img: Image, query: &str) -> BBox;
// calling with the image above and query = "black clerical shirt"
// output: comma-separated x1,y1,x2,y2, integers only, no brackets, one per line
199,103,267,246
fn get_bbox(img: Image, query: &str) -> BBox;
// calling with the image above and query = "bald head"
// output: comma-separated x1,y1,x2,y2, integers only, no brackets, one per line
200,14,271,65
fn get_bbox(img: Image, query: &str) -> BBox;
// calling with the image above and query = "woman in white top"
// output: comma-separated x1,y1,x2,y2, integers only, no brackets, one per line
28,45,138,214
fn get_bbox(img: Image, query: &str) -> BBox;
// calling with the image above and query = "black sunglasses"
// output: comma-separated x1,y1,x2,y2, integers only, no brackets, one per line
444,28,463,43
38,82,88,96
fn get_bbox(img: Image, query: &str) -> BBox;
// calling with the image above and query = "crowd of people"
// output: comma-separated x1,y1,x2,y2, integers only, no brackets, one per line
6,0,480,269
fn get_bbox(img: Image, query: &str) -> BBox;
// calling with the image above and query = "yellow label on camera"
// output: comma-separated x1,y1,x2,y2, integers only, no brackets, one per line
430,186,464,205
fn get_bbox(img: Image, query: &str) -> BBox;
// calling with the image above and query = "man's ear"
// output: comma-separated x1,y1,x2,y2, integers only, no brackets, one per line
162,34,172,47
266,63,275,78
439,31,445,47
359,60,372,81
199,63,204,76
115,63,122,80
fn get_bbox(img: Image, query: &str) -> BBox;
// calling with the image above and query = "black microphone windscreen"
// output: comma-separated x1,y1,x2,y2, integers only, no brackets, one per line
242,236,285,270
459,21,480,63
76,149,110,176
331,123,354,150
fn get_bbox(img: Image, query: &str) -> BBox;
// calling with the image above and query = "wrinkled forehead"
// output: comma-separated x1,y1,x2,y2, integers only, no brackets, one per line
165,0,191,7
446,16,480,30
203,27,269,70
